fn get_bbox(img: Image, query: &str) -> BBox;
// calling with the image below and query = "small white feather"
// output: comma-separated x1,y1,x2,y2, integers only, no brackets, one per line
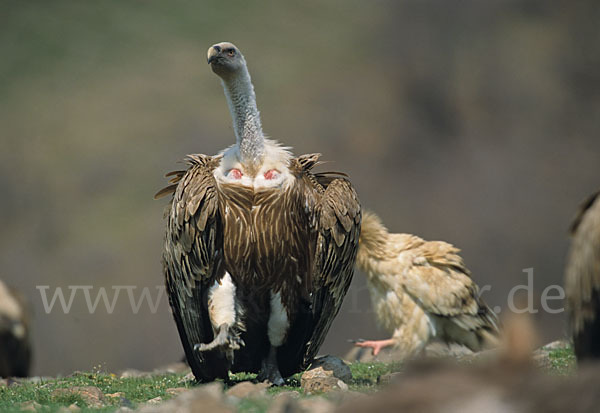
267,291,289,347
207,272,237,328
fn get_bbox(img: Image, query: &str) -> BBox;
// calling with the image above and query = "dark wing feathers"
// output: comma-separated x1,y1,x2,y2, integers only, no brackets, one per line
161,154,227,381
302,172,361,365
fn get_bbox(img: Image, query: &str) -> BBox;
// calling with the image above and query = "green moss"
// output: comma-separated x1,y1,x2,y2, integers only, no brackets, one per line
0,362,403,411
0,371,192,411
1,355,579,412
547,346,577,376
349,361,402,388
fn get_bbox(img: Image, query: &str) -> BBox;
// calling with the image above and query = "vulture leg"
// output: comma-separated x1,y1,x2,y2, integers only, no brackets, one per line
257,346,284,386
257,291,288,385
194,323,243,352
355,338,396,356
194,273,244,362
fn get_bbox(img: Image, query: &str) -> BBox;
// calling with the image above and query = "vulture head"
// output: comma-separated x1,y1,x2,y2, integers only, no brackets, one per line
207,42,246,78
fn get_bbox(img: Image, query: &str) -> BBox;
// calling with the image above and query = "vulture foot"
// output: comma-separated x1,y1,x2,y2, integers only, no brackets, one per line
257,347,284,386
194,323,244,362
354,338,396,356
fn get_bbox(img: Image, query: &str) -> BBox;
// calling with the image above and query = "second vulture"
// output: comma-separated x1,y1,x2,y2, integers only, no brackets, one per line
0,279,31,378
355,211,499,358
565,190,600,360
157,42,361,384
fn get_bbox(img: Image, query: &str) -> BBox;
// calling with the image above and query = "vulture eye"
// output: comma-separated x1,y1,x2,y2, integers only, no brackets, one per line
227,49,236,57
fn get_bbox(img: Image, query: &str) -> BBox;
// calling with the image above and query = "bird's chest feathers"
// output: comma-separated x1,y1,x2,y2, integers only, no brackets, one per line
214,158,311,290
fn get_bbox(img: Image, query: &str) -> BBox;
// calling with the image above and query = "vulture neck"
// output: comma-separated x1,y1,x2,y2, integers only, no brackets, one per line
221,67,265,170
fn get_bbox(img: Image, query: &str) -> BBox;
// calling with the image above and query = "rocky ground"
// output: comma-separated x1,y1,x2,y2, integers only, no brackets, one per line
0,341,576,412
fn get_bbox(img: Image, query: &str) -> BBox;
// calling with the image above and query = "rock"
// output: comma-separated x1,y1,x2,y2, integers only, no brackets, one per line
0,378,6,387
106,392,133,408
6,378,21,387
120,398,134,408
309,356,352,382
301,356,352,394
424,342,474,358
532,340,570,368
147,396,163,404
225,381,269,399
297,396,335,413
337,380,348,391
52,386,105,408
153,361,190,375
301,371,348,394
20,401,41,411
179,372,196,384
114,408,134,413
195,382,225,400
267,392,302,413
455,348,500,365
273,390,300,399
166,387,188,397
136,382,232,413
377,372,401,385
119,369,150,378
532,339,571,369
57,405,82,413
333,390,368,404
539,340,570,351
26,376,47,384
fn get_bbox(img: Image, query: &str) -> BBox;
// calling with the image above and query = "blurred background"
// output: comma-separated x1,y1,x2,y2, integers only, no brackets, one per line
1,0,598,376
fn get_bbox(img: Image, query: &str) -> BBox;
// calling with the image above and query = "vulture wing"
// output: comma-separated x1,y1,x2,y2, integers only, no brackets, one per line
399,237,498,334
392,236,499,350
156,154,228,381
300,159,361,366
565,190,600,360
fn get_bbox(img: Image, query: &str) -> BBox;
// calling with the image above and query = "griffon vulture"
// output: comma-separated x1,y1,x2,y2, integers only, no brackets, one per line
156,42,360,384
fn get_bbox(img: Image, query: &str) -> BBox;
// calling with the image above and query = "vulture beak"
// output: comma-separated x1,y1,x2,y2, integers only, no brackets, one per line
207,45,221,64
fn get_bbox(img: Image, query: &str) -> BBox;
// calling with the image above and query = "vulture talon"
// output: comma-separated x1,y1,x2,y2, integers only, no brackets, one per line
257,347,285,386
354,338,396,356
193,324,244,360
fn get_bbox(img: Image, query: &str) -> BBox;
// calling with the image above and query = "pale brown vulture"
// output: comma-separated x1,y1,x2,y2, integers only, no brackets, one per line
0,280,31,377
156,42,360,384
354,210,499,358
565,190,600,360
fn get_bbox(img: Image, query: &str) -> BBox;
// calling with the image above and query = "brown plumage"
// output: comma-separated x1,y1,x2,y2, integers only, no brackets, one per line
354,210,499,358
0,280,31,377
565,190,600,360
157,43,360,384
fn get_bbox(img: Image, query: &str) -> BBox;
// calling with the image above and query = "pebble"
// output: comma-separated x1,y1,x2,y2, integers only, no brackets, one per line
51,386,105,408
226,381,269,399
309,356,353,382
